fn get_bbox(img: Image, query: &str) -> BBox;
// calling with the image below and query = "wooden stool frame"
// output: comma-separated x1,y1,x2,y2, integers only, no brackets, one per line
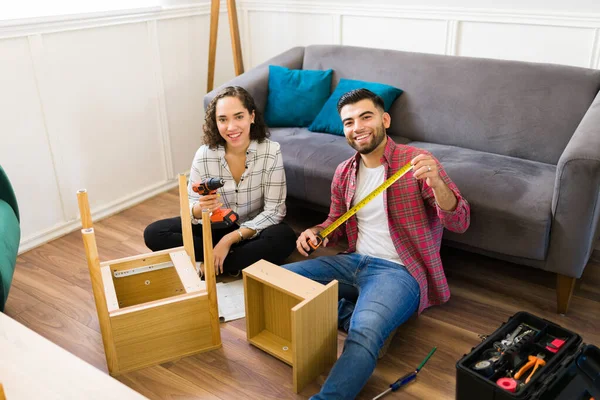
77,174,221,375
243,260,338,393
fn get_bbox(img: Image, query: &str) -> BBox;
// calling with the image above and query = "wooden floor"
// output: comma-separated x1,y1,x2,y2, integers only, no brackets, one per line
6,188,600,399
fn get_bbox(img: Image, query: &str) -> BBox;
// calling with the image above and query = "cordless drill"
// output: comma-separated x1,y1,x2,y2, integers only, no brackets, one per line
192,178,239,229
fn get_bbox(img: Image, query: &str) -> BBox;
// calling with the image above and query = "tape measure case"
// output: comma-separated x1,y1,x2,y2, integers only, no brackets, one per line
455,311,600,400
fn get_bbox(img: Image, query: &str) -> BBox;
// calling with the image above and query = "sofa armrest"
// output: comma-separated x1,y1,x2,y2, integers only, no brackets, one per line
0,166,19,222
0,199,20,312
203,46,305,113
547,91,600,278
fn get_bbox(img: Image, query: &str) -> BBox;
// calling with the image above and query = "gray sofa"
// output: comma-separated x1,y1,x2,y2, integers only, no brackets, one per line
204,45,600,314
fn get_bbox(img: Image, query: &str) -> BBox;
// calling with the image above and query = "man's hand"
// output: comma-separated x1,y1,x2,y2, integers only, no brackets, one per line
411,154,443,189
412,153,458,211
296,228,329,257
213,238,232,275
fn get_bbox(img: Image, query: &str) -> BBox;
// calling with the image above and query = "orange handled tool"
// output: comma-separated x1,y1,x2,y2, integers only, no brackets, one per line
192,177,239,229
514,353,546,384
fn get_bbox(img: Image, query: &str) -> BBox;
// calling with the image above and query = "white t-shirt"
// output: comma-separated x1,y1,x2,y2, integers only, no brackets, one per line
353,160,403,265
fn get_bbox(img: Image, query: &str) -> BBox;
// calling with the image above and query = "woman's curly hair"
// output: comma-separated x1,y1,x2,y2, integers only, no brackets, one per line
203,86,269,149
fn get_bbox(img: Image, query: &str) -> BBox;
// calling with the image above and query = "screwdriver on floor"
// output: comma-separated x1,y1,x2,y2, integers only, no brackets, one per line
372,347,437,400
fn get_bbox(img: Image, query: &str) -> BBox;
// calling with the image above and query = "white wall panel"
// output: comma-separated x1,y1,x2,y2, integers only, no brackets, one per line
0,37,64,242
36,23,167,222
266,0,600,14
342,16,447,55
247,11,335,68
157,15,208,176
458,22,596,67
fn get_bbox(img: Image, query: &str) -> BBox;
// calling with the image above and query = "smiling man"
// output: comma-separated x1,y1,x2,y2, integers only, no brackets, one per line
283,88,471,399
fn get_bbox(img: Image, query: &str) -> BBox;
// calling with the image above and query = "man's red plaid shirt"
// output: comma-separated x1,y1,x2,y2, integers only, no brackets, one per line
317,137,471,314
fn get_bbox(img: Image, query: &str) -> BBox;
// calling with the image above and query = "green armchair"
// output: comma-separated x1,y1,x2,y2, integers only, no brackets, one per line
0,165,20,312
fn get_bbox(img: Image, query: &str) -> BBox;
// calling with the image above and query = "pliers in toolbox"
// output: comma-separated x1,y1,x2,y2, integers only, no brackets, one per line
514,353,546,384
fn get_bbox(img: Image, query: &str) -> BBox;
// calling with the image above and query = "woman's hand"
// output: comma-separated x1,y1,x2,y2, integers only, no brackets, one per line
194,193,222,216
213,238,232,275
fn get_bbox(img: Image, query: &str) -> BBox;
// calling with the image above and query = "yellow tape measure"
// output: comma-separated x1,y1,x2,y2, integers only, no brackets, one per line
308,161,413,253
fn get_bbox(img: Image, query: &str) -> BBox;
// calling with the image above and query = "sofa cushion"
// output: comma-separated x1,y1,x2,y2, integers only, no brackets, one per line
409,142,555,260
264,65,333,127
303,44,600,164
308,78,403,136
270,128,355,208
0,199,20,311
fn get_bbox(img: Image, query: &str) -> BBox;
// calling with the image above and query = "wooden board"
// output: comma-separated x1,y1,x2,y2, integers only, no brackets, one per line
292,281,338,393
109,293,218,373
243,260,325,301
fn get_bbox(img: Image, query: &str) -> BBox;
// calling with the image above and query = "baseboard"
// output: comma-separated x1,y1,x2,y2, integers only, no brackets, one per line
18,179,179,255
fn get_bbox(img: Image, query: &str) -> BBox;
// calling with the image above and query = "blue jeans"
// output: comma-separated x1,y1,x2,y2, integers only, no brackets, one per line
283,253,420,400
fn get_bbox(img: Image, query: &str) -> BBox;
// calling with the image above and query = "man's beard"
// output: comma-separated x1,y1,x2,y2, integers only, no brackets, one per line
347,124,386,154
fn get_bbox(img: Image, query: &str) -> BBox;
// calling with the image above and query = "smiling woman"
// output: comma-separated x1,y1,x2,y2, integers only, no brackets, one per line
143,86,297,277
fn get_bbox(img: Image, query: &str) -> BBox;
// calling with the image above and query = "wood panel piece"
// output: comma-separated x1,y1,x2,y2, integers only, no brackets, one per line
110,293,217,373
101,249,177,272
244,273,265,339
178,174,195,264
243,259,324,300
202,210,222,346
249,330,292,365
292,281,338,393
170,250,204,293
101,265,120,312
263,284,300,342
112,265,183,308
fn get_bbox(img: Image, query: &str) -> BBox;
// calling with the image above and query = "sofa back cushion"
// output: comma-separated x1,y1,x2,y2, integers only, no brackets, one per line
0,199,20,311
303,45,600,164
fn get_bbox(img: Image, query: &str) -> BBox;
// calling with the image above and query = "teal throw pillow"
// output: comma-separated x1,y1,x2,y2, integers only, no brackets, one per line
264,65,333,127
308,79,404,136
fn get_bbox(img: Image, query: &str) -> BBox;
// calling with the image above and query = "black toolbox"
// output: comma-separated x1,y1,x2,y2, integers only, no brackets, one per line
456,311,600,400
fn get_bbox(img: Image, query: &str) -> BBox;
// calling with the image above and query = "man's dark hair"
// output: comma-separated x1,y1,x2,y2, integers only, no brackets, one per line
336,88,385,114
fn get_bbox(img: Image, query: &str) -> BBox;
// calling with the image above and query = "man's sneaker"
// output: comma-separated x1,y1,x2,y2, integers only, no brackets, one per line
378,327,398,359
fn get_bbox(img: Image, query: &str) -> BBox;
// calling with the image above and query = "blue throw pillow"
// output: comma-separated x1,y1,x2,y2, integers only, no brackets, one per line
264,65,333,127
308,79,404,136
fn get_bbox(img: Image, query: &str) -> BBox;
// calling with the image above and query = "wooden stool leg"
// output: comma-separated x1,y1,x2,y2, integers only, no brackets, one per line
178,174,195,264
76,189,93,229
202,210,221,344
81,228,118,374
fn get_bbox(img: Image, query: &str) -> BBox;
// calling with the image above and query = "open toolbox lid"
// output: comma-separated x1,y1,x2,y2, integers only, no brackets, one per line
536,344,600,400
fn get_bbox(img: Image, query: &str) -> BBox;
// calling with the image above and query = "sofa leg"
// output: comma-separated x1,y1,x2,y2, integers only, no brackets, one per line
556,274,576,314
